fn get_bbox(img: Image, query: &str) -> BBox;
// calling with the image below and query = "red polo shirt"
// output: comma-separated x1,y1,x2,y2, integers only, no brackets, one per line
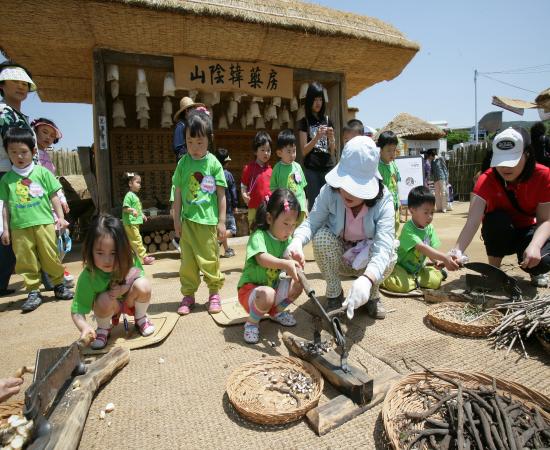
241,161,272,209
473,164,550,228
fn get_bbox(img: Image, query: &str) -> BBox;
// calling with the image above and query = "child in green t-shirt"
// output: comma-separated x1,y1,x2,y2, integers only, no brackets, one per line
71,214,155,349
238,189,303,344
0,127,73,312
376,131,401,234
172,110,227,316
122,172,155,265
270,129,307,225
382,186,459,293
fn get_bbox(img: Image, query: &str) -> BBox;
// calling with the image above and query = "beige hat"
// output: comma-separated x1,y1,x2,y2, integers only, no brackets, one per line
173,96,205,121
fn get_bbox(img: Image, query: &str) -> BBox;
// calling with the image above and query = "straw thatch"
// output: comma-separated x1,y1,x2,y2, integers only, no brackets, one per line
535,88,550,111
0,0,418,103
375,112,446,141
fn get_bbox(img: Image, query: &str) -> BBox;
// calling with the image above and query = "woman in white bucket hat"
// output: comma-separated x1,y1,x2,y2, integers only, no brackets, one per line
0,61,37,298
450,127,550,287
286,136,397,320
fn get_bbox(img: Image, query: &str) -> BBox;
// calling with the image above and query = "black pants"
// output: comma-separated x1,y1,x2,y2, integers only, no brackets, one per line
481,210,550,275
304,167,330,212
0,171,16,292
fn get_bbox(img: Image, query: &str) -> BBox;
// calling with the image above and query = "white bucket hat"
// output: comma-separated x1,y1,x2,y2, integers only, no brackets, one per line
325,135,382,199
0,66,37,92
491,127,524,168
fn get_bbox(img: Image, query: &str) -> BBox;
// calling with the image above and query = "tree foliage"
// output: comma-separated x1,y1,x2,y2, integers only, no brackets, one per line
446,130,470,148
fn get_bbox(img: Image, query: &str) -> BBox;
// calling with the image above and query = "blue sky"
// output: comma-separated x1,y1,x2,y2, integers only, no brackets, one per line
7,0,550,149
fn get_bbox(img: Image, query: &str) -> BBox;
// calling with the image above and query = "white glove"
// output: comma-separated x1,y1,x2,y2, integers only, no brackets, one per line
283,238,304,262
342,276,372,320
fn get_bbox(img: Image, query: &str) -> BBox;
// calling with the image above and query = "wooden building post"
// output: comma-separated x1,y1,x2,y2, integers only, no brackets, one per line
92,48,112,212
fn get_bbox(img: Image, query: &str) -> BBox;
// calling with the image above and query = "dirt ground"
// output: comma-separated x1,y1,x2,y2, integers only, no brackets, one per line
1,201,548,449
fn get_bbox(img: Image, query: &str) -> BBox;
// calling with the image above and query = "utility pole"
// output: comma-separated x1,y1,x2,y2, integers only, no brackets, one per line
474,69,478,143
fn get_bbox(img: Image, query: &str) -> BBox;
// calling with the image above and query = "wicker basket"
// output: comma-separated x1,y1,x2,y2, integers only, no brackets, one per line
426,302,502,337
383,370,550,450
226,356,323,425
0,400,24,426
537,331,550,353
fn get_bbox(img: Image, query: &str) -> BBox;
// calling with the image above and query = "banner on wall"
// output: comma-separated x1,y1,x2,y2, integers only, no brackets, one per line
174,56,293,98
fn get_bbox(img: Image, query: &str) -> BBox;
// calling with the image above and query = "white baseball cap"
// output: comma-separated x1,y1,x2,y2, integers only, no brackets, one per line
491,127,524,168
325,135,382,199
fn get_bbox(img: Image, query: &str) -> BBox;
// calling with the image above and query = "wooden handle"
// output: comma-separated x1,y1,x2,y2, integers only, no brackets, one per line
77,332,95,349
297,270,314,296
13,365,35,378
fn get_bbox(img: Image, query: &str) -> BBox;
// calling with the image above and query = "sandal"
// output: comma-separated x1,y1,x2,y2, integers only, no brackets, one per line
91,327,111,350
177,296,195,315
244,322,260,344
208,293,222,314
270,311,296,327
135,315,155,337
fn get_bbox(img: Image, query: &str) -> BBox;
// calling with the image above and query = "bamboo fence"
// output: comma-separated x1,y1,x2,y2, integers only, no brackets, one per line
447,142,490,201
46,149,83,176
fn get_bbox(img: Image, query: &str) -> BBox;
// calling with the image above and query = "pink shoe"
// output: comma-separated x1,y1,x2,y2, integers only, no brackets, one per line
177,296,195,315
208,294,222,314
143,256,155,265
135,315,155,336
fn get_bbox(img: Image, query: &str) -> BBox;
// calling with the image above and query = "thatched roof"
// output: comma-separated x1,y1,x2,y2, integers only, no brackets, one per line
535,88,550,111
0,0,419,103
375,113,446,140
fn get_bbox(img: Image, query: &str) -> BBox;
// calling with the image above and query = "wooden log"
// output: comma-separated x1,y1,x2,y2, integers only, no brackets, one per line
148,243,157,253
159,230,166,235
45,346,130,450
282,332,374,405
306,371,401,436
154,234,162,244
162,233,170,243
143,235,152,245
168,230,175,240
168,242,175,250
159,242,168,252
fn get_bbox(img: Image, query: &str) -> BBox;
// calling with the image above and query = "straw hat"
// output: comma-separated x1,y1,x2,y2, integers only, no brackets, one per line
173,96,205,121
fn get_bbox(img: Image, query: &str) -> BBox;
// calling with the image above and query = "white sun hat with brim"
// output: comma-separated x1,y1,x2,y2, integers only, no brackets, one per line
325,135,382,200
0,66,37,92
491,127,524,168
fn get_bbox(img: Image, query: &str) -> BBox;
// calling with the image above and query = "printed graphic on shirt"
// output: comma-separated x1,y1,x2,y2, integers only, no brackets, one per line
287,171,301,193
266,268,280,288
16,178,45,207
309,124,329,152
186,172,216,205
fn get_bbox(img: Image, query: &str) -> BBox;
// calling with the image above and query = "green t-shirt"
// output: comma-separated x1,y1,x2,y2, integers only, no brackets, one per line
172,153,227,225
122,191,143,225
71,259,145,314
397,220,441,274
270,161,308,212
0,165,62,230
378,161,400,210
238,229,291,289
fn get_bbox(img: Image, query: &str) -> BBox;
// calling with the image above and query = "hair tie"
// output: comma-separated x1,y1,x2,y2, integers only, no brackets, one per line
127,172,135,177
195,106,210,116
264,194,270,203
283,200,290,212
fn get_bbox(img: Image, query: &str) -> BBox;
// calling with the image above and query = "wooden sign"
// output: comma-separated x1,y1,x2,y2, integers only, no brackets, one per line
174,56,293,98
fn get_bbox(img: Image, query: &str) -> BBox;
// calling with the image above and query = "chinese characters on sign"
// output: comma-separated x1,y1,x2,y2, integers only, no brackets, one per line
174,56,293,98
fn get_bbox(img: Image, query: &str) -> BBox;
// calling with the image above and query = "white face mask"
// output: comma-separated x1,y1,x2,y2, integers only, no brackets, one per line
11,161,35,177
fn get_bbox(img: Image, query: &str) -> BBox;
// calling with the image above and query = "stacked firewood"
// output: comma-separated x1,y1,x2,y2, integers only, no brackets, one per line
401,366,550,450
142,230,176,253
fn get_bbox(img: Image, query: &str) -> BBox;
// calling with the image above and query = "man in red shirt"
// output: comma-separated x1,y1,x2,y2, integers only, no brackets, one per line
450,128,550,287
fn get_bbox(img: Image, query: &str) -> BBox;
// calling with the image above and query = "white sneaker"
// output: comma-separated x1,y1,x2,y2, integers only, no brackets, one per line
531,273,549,288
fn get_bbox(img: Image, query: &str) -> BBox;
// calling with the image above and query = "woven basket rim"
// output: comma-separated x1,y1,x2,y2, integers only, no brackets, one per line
226,355,324,425
426,302,502,337
382,369,550,450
